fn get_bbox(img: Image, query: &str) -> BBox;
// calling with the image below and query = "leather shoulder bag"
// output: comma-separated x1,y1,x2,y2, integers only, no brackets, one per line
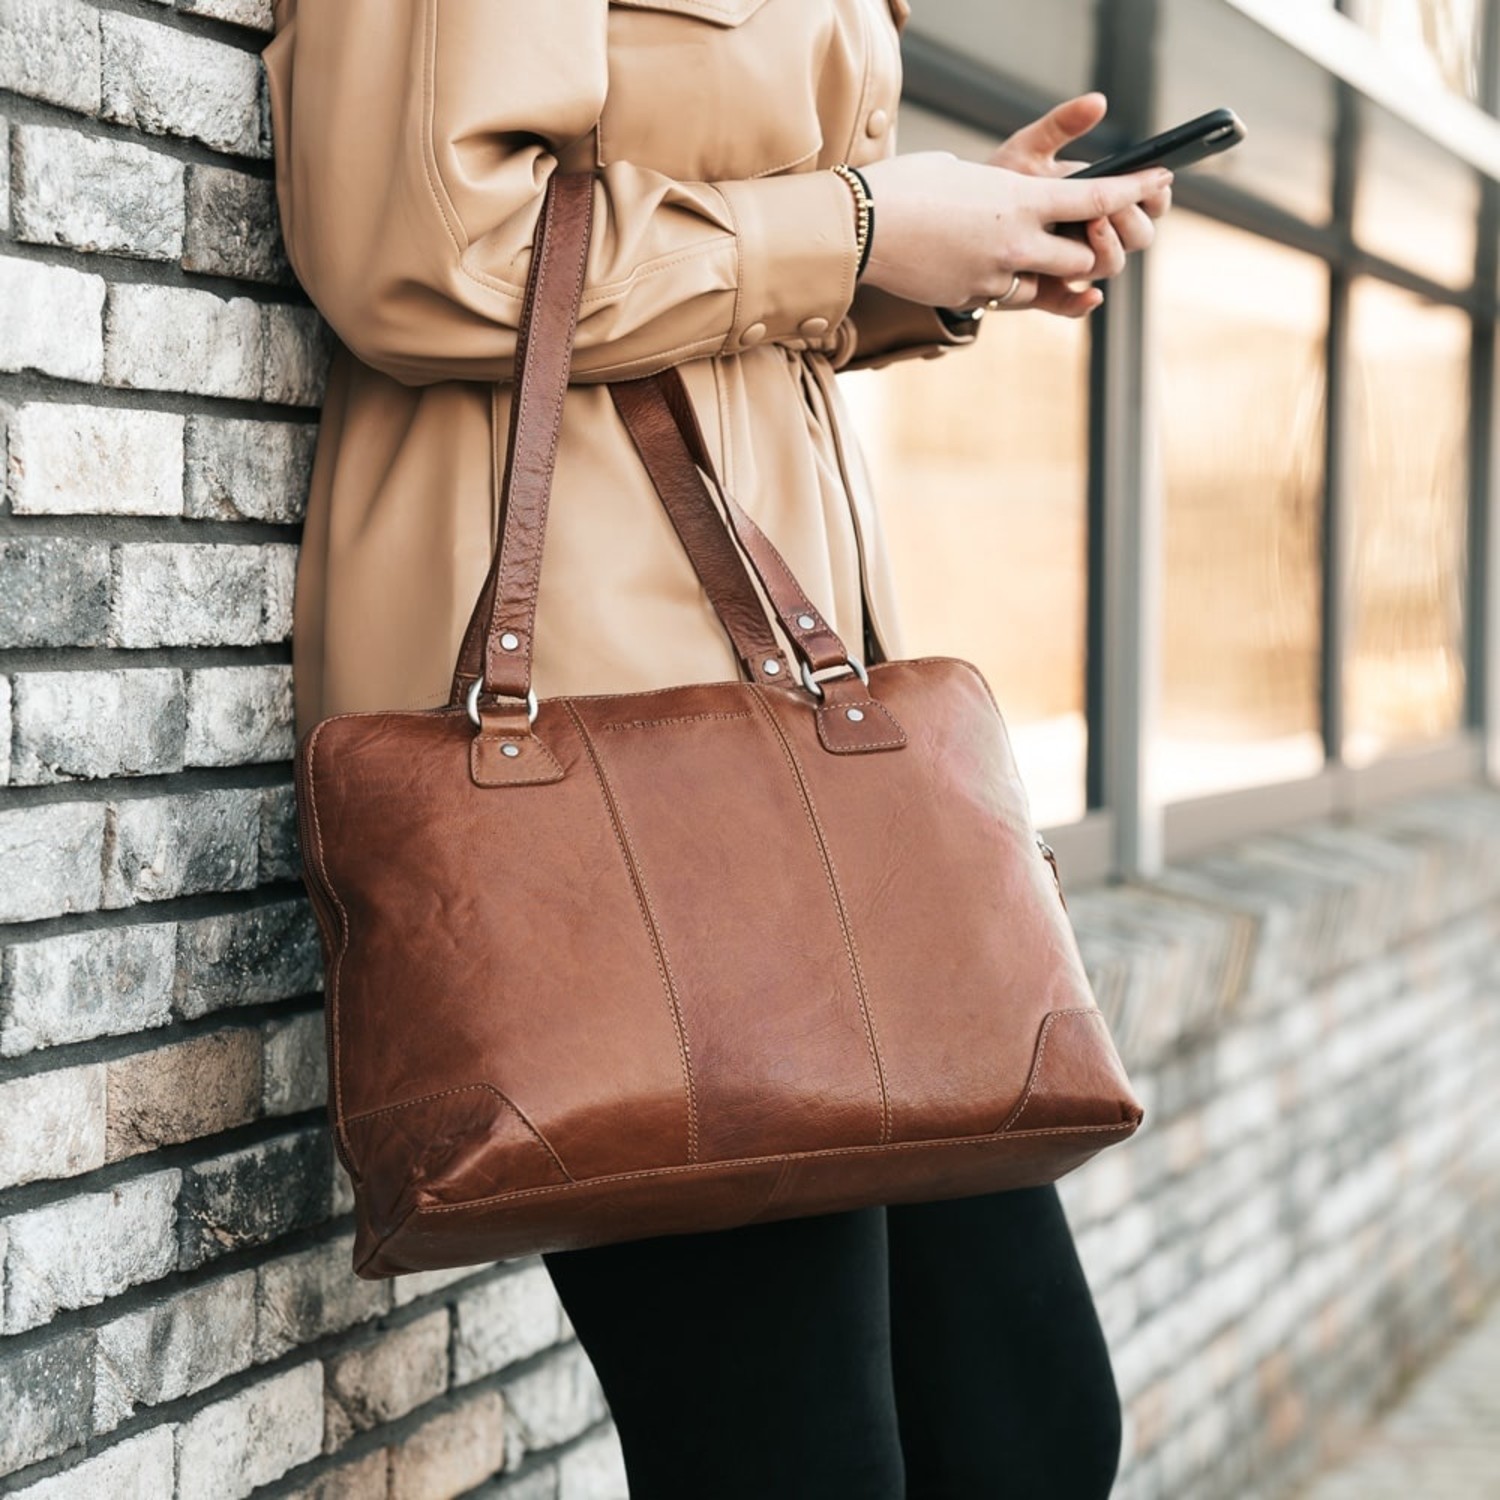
294,170,1144,1279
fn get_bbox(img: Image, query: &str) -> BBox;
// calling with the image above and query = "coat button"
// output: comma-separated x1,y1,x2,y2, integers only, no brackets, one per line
866,108,890,138
741,321,767,347
799,316,829,337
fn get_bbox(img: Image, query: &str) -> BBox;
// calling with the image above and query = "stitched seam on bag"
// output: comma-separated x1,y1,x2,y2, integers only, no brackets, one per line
356,1202,420,1276
601,710,753,731
564,700,701,1163
826,732,905,751
488,187,585,683
817,701,906,751
303,723,353,1162
471,730,566,785
998,1008,1103,1134
344,1081,574,1183
411,1119,1137,1215
747,687,891,1144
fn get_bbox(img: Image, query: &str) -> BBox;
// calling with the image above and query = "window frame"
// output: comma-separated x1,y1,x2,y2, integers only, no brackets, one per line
894,0,1500,881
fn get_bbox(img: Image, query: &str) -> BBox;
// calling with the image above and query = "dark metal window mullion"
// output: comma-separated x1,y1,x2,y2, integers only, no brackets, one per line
1087,0,1161,876
1323,77,1361,790
1468,0,1500,769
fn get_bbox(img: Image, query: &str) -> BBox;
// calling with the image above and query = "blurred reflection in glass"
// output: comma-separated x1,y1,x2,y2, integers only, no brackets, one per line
1347,0,1485,99
908,0,1097,101
1157,0,1337,223
1151,214,1329,803
1345,280,1470,765
1355,102,1479,291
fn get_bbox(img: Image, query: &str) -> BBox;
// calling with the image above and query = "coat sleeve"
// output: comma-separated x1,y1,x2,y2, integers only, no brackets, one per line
832,284,984,372
263,0,863,386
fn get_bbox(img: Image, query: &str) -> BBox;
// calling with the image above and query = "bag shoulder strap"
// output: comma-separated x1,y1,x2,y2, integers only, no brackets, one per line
449,169,865,715
450,170,593,707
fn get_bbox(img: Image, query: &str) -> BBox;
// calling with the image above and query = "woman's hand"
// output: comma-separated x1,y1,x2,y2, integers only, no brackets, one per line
986,92,1174,317
857,93,1174,320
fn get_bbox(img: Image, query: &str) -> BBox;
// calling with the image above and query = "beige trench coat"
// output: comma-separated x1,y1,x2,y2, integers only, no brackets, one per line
264,0,982,740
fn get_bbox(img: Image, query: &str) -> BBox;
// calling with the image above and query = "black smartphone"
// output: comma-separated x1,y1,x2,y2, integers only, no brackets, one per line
1072,107,1246,180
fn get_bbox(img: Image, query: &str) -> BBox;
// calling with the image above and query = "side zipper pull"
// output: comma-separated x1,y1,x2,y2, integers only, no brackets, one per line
1035,834,1067,911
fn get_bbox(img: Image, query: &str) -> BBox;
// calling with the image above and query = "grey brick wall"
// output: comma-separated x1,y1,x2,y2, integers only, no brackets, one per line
0,3,624,1495
2,5,1499,1500
1065,789,1500,1500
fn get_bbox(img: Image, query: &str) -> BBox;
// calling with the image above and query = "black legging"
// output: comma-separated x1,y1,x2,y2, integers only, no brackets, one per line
543,1184,1122,1499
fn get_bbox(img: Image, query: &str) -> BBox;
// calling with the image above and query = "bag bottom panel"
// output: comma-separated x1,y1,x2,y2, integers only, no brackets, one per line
353,1116,1139,1277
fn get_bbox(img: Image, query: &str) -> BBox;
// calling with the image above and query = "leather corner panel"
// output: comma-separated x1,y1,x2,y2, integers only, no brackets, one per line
999,1008,1145,1136
344,1084,571,1245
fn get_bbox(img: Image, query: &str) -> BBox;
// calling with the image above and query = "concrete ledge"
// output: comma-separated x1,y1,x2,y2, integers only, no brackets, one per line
1069,786,1500,1067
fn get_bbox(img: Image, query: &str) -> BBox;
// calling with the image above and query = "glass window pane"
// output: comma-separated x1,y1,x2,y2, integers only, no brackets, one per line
908,0,1097,101
1355,102,1480,290
1347,0,1486,101
1156,0,1338,224
1151,215,1329,804
1345,280,1470,764
838,299,1091,828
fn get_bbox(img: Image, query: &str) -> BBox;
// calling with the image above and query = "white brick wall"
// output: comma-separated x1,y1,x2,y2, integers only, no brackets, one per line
0,1,625,1493
0,259,106,380
10,124,185,259
2,5,1499,1500
8,402,184,516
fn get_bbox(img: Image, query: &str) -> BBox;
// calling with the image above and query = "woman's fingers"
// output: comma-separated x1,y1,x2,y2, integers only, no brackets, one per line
855,151,1173,310
1085,216,1127,278
988,274,1042,312
1141,183,1173,220
995,92,1108,169
1037,167,1173,226
1017,228,1103,281
1032,277,1105,319
1109,203,1156,254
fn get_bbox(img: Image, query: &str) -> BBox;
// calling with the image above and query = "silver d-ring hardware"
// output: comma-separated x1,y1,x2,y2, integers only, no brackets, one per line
800,657,869,701
466,679,540,728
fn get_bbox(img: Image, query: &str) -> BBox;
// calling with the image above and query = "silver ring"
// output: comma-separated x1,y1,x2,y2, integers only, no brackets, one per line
466,678,539,728
800,657,870,701
989,272,1024,309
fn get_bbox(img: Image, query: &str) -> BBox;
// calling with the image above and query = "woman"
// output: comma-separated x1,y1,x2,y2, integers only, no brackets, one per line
265,2,1170,1495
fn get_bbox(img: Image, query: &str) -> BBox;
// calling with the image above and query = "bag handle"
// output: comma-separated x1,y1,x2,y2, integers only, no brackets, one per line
449,171,793,710
612,369,864,682
448,169,868,720
448,172,591,712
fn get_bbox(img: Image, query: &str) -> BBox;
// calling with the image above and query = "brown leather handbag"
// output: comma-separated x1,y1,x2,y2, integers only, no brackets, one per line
294,170,1143,1279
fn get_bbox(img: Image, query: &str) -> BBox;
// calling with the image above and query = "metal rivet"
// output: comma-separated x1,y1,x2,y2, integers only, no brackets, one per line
500,632,520,651
501,743,521,758
763,659,782,676
797,613,817,630
846,707,865,722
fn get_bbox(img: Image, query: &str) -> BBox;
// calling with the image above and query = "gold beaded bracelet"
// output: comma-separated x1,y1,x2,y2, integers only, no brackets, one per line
831,162,874,280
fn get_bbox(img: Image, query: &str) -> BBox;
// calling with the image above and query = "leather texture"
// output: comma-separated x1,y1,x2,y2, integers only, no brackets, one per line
263,0,983,740
295,172,1144,1279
